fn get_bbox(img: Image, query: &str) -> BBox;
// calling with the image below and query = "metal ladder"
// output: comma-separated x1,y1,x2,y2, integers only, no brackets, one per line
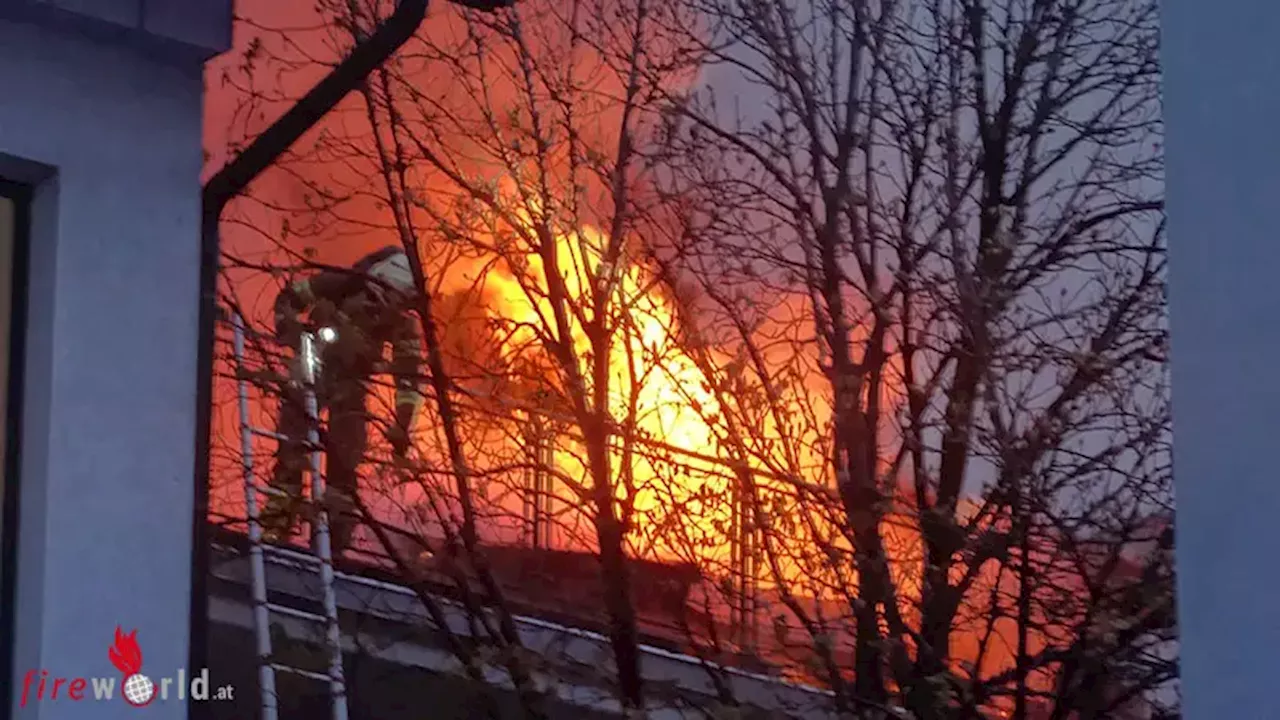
229,310,350,720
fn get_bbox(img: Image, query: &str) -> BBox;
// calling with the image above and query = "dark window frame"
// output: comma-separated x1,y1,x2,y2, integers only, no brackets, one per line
0,178,31,720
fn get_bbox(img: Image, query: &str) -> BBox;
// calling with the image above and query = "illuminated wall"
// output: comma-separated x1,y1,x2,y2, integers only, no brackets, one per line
0,4,230,719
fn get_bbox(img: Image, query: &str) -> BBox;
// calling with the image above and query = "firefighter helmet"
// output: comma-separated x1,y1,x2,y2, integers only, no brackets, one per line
361,246,416,297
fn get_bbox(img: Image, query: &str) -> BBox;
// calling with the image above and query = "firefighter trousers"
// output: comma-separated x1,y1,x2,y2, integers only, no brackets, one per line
262,377,368,554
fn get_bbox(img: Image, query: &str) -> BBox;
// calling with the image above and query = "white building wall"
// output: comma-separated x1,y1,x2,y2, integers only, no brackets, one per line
0,13,220,719
1164,1,1280,718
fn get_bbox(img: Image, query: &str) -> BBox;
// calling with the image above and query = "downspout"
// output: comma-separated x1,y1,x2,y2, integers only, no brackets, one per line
188,1,429,713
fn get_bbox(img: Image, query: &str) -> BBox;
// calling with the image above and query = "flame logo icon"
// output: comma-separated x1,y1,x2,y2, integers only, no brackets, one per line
108,626,155,707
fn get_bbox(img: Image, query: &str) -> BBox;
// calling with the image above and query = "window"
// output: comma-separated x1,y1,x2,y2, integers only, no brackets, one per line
0,179,29,717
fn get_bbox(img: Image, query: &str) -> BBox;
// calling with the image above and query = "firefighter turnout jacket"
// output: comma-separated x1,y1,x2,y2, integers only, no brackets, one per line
273,265,423,415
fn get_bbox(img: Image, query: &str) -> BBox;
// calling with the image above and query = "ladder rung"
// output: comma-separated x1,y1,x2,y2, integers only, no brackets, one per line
254,484,291,498
261,544,324,566
249,427,292,442
266,602,328,625
270,663,337,683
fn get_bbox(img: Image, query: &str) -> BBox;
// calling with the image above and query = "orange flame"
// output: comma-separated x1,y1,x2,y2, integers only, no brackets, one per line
108,626,143,676
409,204,907,584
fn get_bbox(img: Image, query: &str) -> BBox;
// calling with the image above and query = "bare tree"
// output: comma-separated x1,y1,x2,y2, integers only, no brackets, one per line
337,0,713,711
205,2,566,717
210,0,715,716
646,0,1174,717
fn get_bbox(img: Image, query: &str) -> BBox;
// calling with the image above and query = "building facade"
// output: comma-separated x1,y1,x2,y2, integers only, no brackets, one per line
0,2,232,718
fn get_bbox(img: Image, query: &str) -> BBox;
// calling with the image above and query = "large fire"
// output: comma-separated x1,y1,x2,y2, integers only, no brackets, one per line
368,210,1066,695
209,191,942,666
207,192,1144,712
406,196,893,571
474,217,731,547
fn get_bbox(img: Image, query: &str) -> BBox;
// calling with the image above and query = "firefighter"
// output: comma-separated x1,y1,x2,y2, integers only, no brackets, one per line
262,246,423,555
